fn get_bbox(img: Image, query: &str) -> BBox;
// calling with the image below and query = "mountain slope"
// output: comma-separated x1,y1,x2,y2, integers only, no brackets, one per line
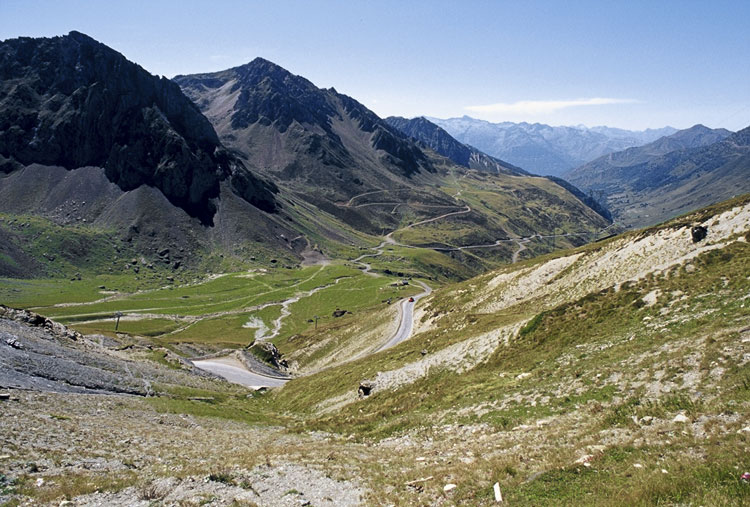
0,32,278,224
175,59,433,196
384,116,527,175
566,125,748,227
1,196,748,506
0,35,612,281
175,60,611,262
271,194,750,505
430,116,676,176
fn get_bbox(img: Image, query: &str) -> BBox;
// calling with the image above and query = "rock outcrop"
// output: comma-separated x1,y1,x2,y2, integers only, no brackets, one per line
0,32,277,223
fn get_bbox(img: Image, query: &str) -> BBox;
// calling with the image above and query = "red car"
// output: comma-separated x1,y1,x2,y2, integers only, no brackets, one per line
408,297,415,302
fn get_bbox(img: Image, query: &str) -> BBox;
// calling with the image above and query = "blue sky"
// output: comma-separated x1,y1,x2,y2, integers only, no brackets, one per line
2,0,748,130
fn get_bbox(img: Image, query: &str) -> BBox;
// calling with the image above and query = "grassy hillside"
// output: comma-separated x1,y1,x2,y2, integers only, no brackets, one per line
2,262,422,360
2,196,748,506
270,194,750,505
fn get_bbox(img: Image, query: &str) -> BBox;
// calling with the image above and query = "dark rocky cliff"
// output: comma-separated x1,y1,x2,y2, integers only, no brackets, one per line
0,31,277,223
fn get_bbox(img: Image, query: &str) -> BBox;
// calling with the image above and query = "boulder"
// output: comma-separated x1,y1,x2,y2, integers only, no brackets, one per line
249,341,288,370
4,335,23,349
672,413,690,423
691,225,708,243
358,380,375,397
0,305,81,341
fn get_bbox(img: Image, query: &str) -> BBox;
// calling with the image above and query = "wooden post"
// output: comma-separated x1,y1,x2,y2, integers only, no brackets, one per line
115,311,123,331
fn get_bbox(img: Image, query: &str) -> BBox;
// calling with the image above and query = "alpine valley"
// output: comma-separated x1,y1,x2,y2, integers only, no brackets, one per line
0,32,748,507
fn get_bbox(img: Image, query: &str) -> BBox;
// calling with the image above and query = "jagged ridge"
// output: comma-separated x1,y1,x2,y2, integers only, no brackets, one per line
0,32,278,223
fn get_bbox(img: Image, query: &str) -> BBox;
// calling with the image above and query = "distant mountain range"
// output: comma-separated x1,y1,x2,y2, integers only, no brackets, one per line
0,32,611,279
383,116,527,175
429,116,677,176
565,124,748,227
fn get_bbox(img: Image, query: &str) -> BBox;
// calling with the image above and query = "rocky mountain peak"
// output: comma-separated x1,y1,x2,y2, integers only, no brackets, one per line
0,32,277,223
176,59,435,180
230,57,318,92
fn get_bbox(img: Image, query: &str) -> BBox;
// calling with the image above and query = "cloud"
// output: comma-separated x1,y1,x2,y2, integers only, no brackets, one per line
465,97,639,116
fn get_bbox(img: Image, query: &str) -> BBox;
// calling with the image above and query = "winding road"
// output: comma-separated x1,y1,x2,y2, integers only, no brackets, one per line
192,356,288,389
194,224,435,387
192,279,431,387
376,281,432,351
192,191,618,388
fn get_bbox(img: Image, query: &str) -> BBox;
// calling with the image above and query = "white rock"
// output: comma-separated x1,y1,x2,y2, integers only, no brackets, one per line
661,469,668,474
444,484,457,493
493,482,503,502
415,456,426,462
575,454,594,464
35,478,44,487
633,463,643,469
672,413,690,423
642,289,660,307
513,424,533,431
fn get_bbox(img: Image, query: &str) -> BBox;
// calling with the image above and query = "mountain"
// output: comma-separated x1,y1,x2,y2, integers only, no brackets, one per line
175,59,433,198
384,116,527,175
0,33,612,281
0,31,278,224
175,58,463,242
429,116,676,176
565,124,731,184
565,125,746,227
0,32,305,281
175,60,611,265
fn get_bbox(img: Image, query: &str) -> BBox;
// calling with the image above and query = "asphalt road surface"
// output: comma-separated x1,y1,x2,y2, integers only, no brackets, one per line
192,281,432,388
377,281,432,352
192,359,288,389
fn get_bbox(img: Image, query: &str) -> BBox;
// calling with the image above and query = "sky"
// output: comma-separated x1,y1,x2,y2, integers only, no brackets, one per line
1,0,749,131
